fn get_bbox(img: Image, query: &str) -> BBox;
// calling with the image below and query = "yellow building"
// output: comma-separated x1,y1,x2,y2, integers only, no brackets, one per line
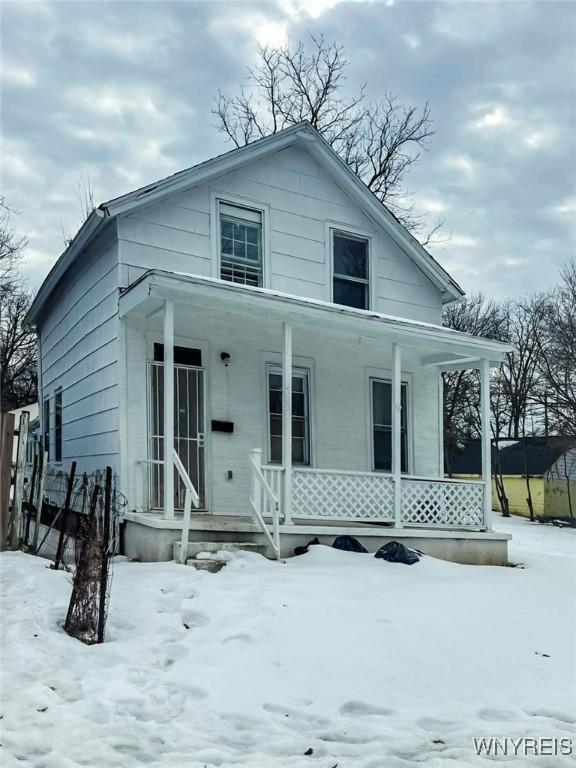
452,438,576,520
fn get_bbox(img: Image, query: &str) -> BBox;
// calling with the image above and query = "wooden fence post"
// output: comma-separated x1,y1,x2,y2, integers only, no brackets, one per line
98,467,113,644
53,461,77,570
0,412,15,548
32,450,49,553
23,449,38,547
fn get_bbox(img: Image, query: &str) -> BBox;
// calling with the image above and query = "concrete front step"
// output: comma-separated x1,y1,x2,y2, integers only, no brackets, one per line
174,540,268,562
186,559,226,573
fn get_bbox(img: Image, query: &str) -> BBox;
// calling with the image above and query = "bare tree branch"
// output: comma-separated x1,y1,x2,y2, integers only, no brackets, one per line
213,36,436,239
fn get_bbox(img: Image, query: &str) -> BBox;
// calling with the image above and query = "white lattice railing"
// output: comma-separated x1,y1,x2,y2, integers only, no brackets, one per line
251,453,487,531
292,467,395,523
401,476,485,529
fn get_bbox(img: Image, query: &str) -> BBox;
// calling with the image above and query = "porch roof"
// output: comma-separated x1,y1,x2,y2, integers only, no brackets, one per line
119,269,512,365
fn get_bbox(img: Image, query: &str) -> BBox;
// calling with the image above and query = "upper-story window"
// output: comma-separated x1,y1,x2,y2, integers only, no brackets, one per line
219,202,263,287
332,231,370,310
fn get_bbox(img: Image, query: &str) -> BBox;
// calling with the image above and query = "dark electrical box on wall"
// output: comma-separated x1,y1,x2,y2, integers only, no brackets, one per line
211,420,234,433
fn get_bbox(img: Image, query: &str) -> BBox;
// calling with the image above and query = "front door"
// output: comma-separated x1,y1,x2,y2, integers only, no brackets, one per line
149,362,206,510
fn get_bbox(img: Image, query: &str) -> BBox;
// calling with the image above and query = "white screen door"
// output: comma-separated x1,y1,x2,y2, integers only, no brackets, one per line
149,362,206,510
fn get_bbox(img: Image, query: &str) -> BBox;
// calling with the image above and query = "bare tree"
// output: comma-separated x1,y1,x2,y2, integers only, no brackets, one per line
442,294,508,474
0,197,27,293
75,171,96,225
537,259,576,434
214,36,439,239
497,295,549,440
0,288,37,411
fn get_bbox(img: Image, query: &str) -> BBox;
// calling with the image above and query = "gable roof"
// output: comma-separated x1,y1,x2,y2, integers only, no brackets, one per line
26,121,464,327
452,437,576,477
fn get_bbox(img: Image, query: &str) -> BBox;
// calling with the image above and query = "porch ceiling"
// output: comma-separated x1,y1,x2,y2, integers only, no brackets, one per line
119,269,512,365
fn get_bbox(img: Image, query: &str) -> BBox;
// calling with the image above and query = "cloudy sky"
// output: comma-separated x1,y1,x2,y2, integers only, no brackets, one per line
1,0,574,299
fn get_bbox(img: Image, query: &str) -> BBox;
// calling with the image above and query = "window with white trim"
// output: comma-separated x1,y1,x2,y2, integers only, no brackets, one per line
219,202,263,287
267,366,311,465
332,231,370,309
55,388,63,462
43,397,50,459
371,378,408,472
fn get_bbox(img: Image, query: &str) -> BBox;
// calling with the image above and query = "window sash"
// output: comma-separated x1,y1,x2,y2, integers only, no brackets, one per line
54,389,62,462
219,203,263,287
371,379,408,473
332,231,369,310
267,365,310,466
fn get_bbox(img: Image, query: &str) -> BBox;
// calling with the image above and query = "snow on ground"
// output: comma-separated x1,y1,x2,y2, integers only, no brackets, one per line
1,517,575,768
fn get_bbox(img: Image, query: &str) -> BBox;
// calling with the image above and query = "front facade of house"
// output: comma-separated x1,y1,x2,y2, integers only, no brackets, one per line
27,123,512,564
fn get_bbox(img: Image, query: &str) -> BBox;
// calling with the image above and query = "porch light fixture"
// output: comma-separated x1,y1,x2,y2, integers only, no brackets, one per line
220,352,231,366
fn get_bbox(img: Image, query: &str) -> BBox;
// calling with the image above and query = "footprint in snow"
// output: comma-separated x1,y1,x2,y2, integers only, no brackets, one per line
156,596,180,614
340,701,395,717
152,643,189,669
262,703,331,729
417,716,459,732
527,709,576,725
222,633,253,644
182,610,210,629
478,708,519,722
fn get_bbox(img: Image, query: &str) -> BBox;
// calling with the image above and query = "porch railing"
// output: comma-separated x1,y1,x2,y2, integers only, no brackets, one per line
173,449,200,564
292,467,395,523
254,457,487,532
137,451,200,564
401,475,485,529
248,449,281,559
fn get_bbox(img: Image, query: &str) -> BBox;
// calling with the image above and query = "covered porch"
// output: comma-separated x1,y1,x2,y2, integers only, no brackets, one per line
118,270,511,563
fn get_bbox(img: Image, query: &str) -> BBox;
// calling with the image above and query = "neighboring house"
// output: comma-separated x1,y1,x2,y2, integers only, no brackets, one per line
8,403,39,464
25,122,512,564
452,437,576,519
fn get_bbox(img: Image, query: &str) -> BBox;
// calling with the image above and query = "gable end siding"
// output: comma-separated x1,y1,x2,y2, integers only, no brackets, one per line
117,146,443,324
38,222,121,475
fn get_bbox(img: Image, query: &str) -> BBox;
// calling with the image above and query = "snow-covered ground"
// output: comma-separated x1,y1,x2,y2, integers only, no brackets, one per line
1,517,575,767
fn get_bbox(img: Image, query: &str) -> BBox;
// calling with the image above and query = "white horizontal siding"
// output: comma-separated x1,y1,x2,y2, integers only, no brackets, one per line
39,225,120,474
117,145,443,324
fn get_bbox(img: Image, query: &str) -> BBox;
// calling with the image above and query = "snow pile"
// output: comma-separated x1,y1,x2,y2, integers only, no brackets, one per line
1,519,575,767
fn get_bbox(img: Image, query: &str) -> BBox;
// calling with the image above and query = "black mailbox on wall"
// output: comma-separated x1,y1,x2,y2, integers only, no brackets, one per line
211,420,234,433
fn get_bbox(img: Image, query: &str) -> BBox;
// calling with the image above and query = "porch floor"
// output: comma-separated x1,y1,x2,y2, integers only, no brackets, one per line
123,511,511,566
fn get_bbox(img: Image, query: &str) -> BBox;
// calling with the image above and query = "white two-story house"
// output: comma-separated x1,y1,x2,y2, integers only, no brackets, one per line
25,122,512,564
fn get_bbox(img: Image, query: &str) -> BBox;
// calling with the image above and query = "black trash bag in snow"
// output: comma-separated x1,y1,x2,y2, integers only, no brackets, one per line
332,535,368,553
374,541,420,565
293,537,320,556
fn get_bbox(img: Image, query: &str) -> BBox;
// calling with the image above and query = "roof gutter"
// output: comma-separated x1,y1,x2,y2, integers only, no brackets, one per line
24,208,108,329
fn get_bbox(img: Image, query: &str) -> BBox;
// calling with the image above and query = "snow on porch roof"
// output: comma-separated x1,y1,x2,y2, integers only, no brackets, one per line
119,269,512,362
27,122,464,328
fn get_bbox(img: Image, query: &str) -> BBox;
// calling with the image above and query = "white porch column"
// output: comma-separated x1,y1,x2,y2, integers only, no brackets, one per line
480,358,493,530
392,342,403,528
438,370,445,476
163,300,175,519
282,322,293,524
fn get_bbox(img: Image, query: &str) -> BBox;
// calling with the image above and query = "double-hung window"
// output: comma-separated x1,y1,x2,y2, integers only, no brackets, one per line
43,397,50,458
371,378,408,472
219,202,263,287
267,366,311,465
54,388,63,463
332,231,370,310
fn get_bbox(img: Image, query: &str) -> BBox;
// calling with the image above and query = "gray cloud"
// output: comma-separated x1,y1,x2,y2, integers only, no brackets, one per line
1,0,574,300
